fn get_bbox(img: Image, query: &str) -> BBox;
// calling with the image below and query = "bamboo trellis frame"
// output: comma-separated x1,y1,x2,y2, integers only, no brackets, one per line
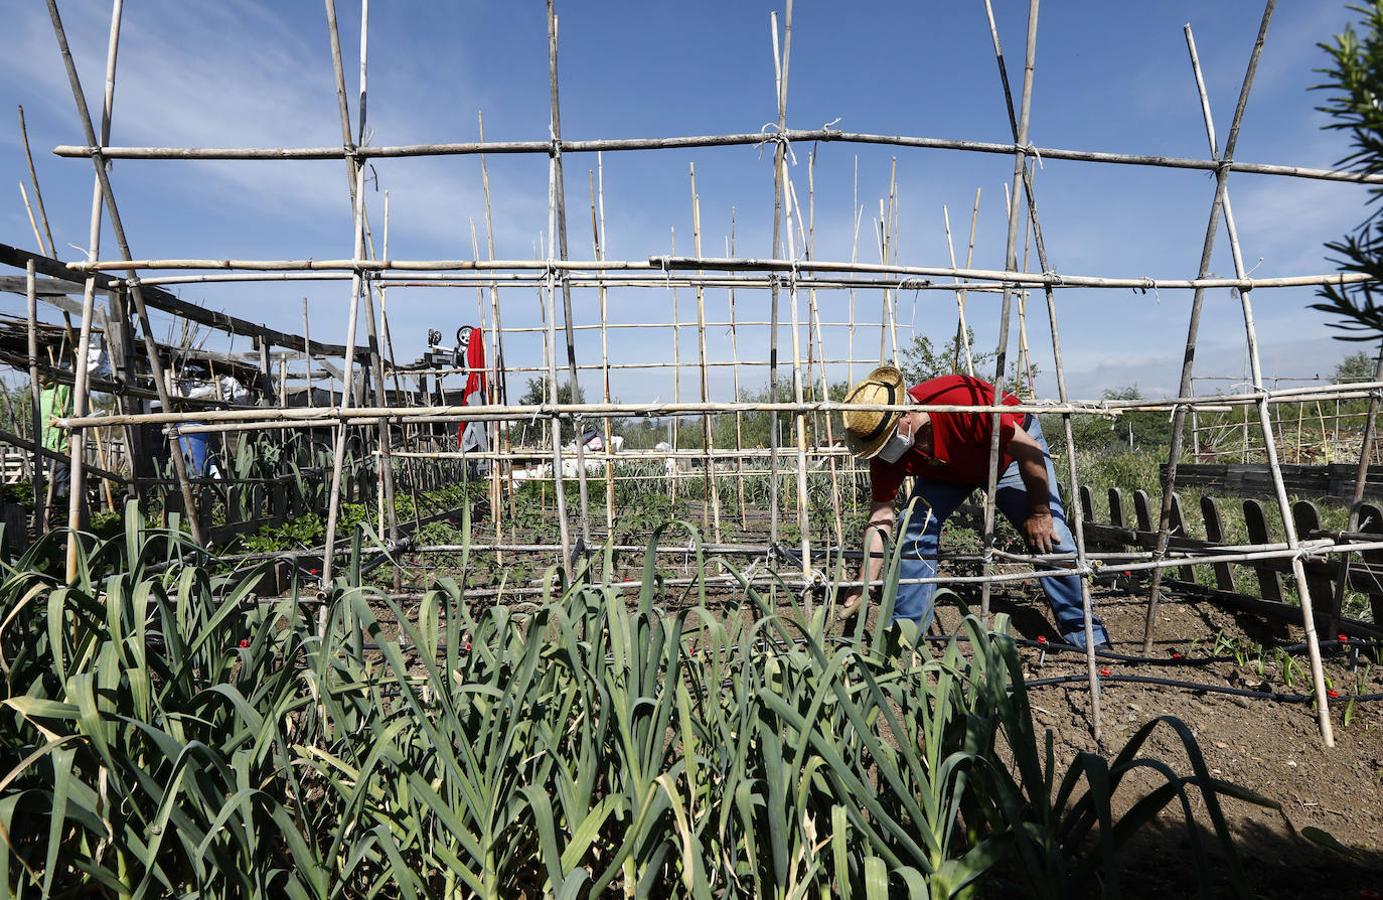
20,0,1383,747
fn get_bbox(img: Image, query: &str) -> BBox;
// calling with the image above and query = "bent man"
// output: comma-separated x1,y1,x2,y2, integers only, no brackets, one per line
839,365,1109,649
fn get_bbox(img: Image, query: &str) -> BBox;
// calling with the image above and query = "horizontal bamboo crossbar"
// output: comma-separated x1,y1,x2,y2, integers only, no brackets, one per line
67,255,1376,293
49,127,1383,186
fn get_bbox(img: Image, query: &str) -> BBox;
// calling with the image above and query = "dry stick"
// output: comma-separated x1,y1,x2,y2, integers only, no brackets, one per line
1013,184,1037,395
591,160,615,534
1143,11,1271,654
728,214,748,530
804,149,846,558
547,1,592,549
767,6,792,548
18,106,57,256
977,0,1033,623
302,298,313,406
477,112,515,528
689,163,721,541
670,226,682,503
319,0,370,595
20,184,48,257
781,158,813,584
59,0,119,579
986,0,1103,741
1201,37,1334,742
542,8,574,573
943,197,978,375
339,0,400,581
885,159,901,365
26,262,46,530
468,219,505,565
847,161,863,516
47,7,202,549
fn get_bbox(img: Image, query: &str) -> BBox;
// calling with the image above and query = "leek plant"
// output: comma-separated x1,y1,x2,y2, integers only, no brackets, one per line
0,504,1274,897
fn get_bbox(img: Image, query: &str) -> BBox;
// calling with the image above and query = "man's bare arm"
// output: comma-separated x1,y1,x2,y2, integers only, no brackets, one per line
1006,427,1058,554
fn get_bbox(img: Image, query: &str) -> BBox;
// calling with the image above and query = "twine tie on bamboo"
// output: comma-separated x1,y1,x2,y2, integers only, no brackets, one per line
756,123,798,165
1022,141,1044,170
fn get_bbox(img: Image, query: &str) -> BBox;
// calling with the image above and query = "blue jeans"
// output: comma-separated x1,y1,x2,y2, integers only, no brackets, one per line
891,417,1109,647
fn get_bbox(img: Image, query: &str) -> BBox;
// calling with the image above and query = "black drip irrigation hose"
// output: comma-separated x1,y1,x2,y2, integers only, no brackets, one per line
1022,673,1383,705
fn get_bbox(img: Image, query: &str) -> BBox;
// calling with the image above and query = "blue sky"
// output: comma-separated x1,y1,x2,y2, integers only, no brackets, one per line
0,1,1373,404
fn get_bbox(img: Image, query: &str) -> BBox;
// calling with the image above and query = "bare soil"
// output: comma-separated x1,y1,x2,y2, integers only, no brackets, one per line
965,585,1383,899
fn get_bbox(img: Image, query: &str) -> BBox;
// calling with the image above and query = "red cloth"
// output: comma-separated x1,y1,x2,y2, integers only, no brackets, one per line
463,327,487,402
456,327,488,446
869,374,1024,500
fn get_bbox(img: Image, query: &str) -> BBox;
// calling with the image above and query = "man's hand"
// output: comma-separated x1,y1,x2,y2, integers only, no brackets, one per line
838,587,864,621
1024,510,1057,554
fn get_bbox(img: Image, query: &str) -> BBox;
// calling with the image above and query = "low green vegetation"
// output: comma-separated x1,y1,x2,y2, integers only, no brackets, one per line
0,505,1279,897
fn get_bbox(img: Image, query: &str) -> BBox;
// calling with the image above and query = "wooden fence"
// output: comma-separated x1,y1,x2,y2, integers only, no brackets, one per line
1079,484,1383,640
1161,463,1383,502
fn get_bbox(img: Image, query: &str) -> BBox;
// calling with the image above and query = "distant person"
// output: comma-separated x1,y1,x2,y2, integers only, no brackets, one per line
39,372,72,499
838,365,1110,649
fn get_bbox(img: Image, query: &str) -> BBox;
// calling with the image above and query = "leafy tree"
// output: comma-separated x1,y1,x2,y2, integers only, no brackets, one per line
1311,2,1383,340
899,328,1032,395
1334,349,1378,382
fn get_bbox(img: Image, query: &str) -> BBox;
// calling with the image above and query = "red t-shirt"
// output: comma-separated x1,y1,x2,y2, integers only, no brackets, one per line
869,374,1024,501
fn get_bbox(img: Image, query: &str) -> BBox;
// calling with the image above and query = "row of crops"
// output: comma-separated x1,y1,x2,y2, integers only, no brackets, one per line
0,508,1274,897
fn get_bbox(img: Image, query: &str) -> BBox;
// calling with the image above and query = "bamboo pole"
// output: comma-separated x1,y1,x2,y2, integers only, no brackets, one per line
1195,10,1333,744
547,0,592,549
977,0,1034,621
26,262,46,531
54,0,122,579
477,111,515,527
767,4,793,547
804,149,845,557
727,214,748,531
52,132,1383,188
985,0,1103,740
18,106,57,256
1143,12,1272,654
781,158,813,582
591,160,615,534
71,253,1377,292
690,163,720,541
670,225,681,503
319,0,370,593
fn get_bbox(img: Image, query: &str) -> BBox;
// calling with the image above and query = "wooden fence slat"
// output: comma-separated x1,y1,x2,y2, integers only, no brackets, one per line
1133,489,1153,533
1108,487,1125,529
1200,495,1237,591
1292,499,1339,639
1168,494,1196,582
1243,498,1285,606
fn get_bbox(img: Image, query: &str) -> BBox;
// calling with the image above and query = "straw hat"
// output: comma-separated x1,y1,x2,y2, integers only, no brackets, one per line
841,365,908,459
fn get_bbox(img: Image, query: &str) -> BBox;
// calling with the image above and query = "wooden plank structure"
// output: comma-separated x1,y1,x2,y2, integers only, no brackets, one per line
1163,463,1383,501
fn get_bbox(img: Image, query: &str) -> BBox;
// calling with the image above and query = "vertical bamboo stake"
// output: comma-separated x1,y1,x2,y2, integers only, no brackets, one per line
804,150,845,556
727,214,748,530
319,0,370,594
18,106,57,257
986,0,1103,739
1185,12,1331,744
303,299,313,406
689,163,721,542
670,225,682,504
1144,9,1273,654
848,155,860,384
976,0,1033,621
767,4,793,547
543,5,575,572
591,160,615,534
780,158,813,583
60,0,120,579
547,1,593,550
26,261,45,531
478,111,516,526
